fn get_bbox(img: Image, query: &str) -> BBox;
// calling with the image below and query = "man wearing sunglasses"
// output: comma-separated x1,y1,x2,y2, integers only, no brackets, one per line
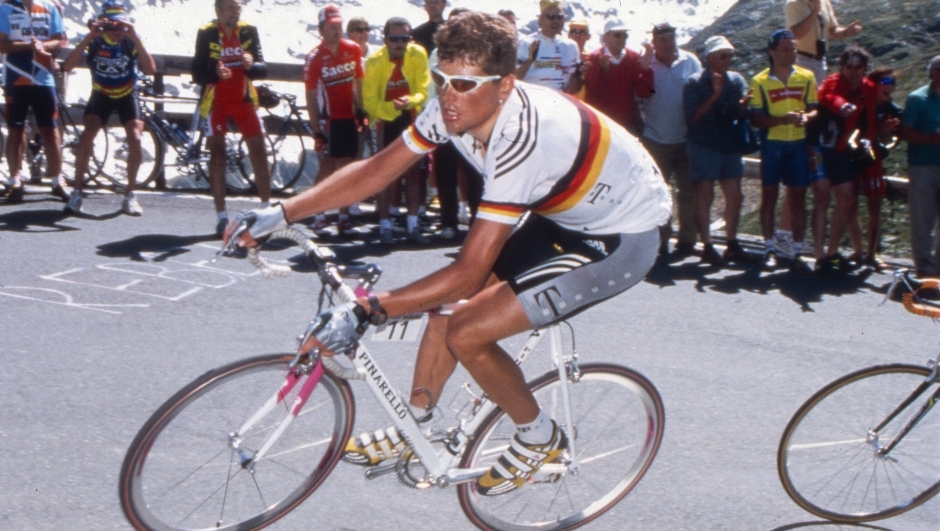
515,0,579,93
363,17,431,244
230,12,670,496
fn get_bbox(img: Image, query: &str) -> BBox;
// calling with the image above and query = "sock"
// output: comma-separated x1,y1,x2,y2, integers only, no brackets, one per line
459,200,468,210
217,211,228,221
259,201,269,208
338,213,349,222
407,214,418,232
793,241,804,255
516,410,554,445
765,239,774,252
380,218,392,230
418,205,427,216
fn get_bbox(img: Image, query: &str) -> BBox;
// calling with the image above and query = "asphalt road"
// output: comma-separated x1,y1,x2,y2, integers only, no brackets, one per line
1,188,939,531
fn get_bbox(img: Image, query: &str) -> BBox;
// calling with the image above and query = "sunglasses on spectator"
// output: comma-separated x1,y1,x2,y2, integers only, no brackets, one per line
431,65,502,93
387,35,411,43
609,32,628,39
715,52,733,60
542,14,566,21
569,29,589,35
350,27,370,33
844,62,866,71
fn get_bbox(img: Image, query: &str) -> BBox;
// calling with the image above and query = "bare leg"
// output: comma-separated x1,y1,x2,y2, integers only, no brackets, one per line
38,126,61,177
245,134,270,204
787,185,808,247
761,185,780,241
206,135,227,213
410,313,459,410
720,178,743,241
826,181,856,256
695,180,714,245
405,165,422,216
73,115,103,192
811,178,831,259
866,195,883,257
7,127,25,177
122,119,145,194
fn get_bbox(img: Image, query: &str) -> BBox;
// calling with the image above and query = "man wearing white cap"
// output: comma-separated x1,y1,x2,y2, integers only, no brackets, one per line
569,19,653,135
683,35,753,265
514,0,579,92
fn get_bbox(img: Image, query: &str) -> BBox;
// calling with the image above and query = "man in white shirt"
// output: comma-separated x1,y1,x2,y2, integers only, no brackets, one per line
640,22,702,257
515,0,579,93
785,0,861,85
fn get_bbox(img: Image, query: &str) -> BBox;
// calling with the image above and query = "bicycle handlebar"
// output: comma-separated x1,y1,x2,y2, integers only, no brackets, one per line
882,269,940,319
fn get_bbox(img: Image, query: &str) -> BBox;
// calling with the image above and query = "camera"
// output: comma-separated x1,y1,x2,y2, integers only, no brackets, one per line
87,18,123,31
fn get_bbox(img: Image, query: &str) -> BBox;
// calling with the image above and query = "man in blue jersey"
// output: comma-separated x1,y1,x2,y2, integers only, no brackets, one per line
62,0,155,215
0,0,66,203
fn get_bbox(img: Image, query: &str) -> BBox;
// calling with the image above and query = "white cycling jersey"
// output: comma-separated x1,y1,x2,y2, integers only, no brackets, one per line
403,81,672,235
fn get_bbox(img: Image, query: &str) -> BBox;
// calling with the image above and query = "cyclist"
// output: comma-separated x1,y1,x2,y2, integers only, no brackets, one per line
191,0,271,237
229,12,670,496
0,0,67,204
303,4,363,236
61,0,155,215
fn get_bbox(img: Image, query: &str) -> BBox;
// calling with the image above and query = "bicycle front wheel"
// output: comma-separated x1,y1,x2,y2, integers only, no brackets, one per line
241,119,306,194
58,107,108,185
458,363,665,531
120,354,355,531
98,122,164,191
778,364,940,522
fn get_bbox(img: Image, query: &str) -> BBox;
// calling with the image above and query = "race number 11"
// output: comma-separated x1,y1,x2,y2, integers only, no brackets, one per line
370,314,426,342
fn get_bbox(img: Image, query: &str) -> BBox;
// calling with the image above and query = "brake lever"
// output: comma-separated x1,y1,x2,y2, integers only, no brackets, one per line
212,222,249,262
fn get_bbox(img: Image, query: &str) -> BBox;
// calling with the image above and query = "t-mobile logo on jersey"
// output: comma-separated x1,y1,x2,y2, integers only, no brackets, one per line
533,286,566,318
587,183,612,205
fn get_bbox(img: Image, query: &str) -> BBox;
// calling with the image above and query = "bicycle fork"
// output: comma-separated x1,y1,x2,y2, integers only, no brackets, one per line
228,358,326,471
872,377,940,458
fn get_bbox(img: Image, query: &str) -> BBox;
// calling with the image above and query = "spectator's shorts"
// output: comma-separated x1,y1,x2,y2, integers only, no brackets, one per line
760,139,810,188
84,91,139,124
492,214,658,328
5,85,58,129
686,142,744,182
383,111,412,148
857,163,887,198
209,99,263,138
328,118,358,159
820,146,857,186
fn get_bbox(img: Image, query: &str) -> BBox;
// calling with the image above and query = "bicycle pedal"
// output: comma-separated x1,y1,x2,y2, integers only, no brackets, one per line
363,461,398,480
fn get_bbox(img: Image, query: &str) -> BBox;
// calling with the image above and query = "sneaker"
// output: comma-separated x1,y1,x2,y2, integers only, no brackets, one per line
476,421,568,497
761,251,781,271
65,190,83,214
342,427,408,466
457,205,472,226
700,244,723,266
790,254,813,275
309,217,330,235
379,227,395,245
723,240,756,264
773,232,794,260
673,241,696,258
440,226,457,240
6,179,24,204
816,253,851,274
406,228,430,244
864,254,888,272
122,193,143,216
50,176,70,202
337,217,354,236
215,216,229,238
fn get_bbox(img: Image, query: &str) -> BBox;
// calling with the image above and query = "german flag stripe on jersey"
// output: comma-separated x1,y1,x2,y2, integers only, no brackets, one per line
407,124,437,151
478,200,526,219
530,99,610,215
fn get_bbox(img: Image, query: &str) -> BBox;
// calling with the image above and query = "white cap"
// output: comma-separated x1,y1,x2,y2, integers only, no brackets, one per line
704,35,734,56
603,19,628,34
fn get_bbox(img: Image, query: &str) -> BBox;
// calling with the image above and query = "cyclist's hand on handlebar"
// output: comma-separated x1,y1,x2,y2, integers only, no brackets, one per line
297,302,370,356
224,203,289,248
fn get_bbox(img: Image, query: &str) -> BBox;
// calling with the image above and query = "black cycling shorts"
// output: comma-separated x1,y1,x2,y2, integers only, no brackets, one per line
84,91,140,124
382,111,412,149
4,85,58,128
328,118,358,159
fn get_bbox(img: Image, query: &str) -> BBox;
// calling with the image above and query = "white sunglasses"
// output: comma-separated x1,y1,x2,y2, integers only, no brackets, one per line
431,65,502,93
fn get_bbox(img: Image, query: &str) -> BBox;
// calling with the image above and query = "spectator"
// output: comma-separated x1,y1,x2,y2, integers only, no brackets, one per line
304,4,364,236
748,29,818,274
412,0,445,55
497,9,517,28
850,67,901,270
569,19,653,136
814,46,877,273
567,18,591,58
683,36,753,265
641,22,702,258
0,0,68,204
346,17,371,57
363,17,431,244
515,0,579,92
785,0,862,85
191,0,271,236
899,55,940,278
61,0,155,216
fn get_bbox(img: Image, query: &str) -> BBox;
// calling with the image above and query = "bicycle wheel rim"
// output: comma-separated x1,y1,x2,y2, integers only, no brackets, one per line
458,363,665,531
59,113,108,184
777,364,940,522
120,354,354,531
99,122,163,190
239,121,306,194
223,132,253,194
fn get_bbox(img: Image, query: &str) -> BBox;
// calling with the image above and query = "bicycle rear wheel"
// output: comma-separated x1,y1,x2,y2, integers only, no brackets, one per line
240,119,306,194
98,122,163,191
778,364,940,522
212,131,253,194
58,106,108,185
120,354,355,531
457,363,665,531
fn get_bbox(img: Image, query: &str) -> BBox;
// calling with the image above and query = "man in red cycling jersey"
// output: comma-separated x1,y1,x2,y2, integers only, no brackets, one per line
304,4,364,236
192,0,271,236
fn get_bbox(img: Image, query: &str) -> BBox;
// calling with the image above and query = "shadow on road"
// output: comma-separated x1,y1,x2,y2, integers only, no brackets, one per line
0,207,80,232
771,520,895,530
97,233,220,262
646,259,882,312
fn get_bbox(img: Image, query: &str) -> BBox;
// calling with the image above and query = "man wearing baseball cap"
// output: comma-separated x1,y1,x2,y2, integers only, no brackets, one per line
515,0,579,92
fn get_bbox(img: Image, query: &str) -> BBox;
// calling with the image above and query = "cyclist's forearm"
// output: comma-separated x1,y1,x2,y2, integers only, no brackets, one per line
134,38,157,76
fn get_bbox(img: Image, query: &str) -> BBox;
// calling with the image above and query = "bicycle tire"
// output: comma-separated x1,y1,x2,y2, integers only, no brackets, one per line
98,121,164,191
58,105,107,185
119,353,355,531
777,363,940,523
239,119,306,194
457,363,665,531
207,131,253,194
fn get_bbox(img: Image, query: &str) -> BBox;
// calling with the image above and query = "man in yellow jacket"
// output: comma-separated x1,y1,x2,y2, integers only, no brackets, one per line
363,16,431,244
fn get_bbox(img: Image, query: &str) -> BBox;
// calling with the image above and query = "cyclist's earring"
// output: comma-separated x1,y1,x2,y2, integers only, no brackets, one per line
497,99,504,105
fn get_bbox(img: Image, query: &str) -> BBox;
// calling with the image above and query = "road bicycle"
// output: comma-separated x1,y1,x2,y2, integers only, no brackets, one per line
235,85,311,194
17,99,108,187
96,77,249,193
777,268,940,523
119,225,665,531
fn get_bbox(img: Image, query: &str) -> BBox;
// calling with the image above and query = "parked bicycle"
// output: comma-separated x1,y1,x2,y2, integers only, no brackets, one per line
119,225,665,531
20,99,108,187
777,268,940,523
96,77,248,192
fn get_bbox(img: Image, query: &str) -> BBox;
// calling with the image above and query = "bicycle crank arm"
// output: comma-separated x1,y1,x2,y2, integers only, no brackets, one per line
364,461,398,479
